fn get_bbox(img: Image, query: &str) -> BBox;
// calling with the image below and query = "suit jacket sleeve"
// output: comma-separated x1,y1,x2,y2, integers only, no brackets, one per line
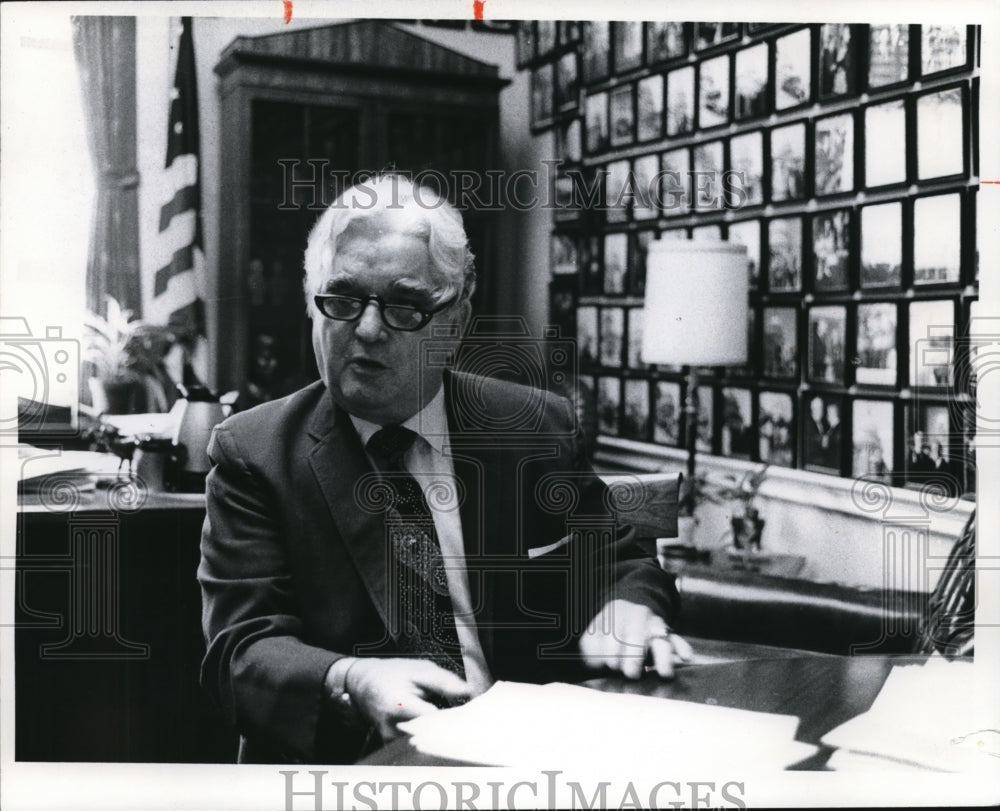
198,424,346,762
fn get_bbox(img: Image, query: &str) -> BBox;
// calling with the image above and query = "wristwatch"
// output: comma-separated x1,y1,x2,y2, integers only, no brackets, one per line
325,657,361,722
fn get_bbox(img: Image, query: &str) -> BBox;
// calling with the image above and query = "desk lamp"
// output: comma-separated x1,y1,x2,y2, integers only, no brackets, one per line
641,237,749,542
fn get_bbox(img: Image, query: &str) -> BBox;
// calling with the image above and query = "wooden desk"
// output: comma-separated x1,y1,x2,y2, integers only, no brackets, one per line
361,652,923,768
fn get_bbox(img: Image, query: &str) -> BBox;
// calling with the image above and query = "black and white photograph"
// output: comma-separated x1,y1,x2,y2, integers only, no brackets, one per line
856,302,898,385
768,216,803,291
2,6,993,809
808,306,847,383
812,209,852,291
758,391,795,467
913,193,963,284
770,122,807,201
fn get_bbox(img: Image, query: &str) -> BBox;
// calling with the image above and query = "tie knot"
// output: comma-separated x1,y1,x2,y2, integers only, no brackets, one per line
367,425,418,469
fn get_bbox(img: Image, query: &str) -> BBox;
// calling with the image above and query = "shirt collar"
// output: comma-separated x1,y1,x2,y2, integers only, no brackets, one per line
349,385,449,456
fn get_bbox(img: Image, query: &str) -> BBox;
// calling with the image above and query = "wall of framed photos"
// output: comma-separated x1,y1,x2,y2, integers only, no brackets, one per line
521,20,980,496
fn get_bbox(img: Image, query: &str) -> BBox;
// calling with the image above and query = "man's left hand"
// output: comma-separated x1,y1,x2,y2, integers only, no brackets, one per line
580,599,692,679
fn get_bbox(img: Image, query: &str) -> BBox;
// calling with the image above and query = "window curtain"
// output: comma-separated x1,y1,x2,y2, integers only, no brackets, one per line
71,16,141,318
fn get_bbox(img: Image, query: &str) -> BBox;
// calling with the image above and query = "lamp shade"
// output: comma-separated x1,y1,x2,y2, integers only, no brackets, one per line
641,238,750,366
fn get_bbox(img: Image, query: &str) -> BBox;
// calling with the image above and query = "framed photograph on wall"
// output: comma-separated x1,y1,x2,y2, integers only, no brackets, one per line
808,305,847,384
666,66,696,136
758,391,795,467
605,160,631,224
698,55,730,128
577,306,599,366
721,387,753,458
735,43,769,119
909,299,954,387
582,21,611,83
812,209,852,291
626,307,645,367
551,232,579,275
865,100,907,187
632,154,659,221
856,302,898,386
555,51,580,113
695,22,740,51
819,23,855,98
921,25,969,75
536,20,557,57
917,86,965,180
852,400,894,483
609,84,636,147
636,74,664,141
549,275,576,340
613,21,644,74
868,24,909,87
556,118,583,164
653,381,682,445
515,21,535,68
558,21,581,46
803,393,844,473
622,379,651,441
696,386,714,453
580,235,603,294
584,92,609,154
914,193,962,284
597,376,621,435
530,64,554,130
768,217,803,292
763,307,799,378
660,148,690,216
693,140,724,210
905,403,962,494
600,307,624,367
860,202,903,288
814,112,855,195
770,123,806,201
729,131,764,207
775,28,811,110
727,219,761,287
646,21,686,64
603,231,628,292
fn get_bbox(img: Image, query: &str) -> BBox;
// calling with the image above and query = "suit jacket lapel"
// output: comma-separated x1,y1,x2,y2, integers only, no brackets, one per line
307,395,395,639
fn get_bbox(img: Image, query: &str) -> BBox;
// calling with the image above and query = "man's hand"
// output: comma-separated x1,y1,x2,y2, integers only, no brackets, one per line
580,599,693,679
344,658,471,742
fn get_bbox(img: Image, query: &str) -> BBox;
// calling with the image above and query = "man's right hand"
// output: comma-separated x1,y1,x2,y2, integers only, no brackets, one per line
345,658,470,742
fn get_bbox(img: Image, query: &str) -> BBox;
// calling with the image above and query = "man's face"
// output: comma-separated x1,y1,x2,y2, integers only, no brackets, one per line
311,219,470,425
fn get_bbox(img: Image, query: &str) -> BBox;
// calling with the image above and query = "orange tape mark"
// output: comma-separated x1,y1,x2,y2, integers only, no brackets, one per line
473,0,485,21
283,0,293,24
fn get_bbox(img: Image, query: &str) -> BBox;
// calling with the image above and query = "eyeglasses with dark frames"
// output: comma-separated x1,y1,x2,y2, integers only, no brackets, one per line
313,292,459,332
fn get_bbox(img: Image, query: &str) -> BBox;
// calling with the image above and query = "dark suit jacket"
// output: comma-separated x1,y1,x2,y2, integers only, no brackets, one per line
198,372,678,763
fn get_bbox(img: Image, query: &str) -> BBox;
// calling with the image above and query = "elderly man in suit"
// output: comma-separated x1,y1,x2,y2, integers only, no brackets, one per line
198,175,686,764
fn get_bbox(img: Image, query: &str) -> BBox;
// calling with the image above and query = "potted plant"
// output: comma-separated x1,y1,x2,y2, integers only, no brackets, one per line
702,463,769,551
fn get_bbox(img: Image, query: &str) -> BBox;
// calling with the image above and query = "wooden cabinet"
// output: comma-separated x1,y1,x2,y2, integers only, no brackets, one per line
215,21,508,391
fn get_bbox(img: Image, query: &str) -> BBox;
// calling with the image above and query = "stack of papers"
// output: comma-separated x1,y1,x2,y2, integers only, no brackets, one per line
398,681,817,770
17,446,127,493
822,658,1000,773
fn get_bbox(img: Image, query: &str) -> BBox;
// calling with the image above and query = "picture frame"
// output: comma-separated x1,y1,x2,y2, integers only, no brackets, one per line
556,117,583,164
803,393,844,473
554,51,580,113
868,24,909,88
582,21,611,84
632,154,659,222
535,20,557,58
921,24,969,76
727,220,761,287
660,147,690,216
665,65,696,136
630,228,657,295
721,387,754,458
553,171,581,222
860,202,903,288
584,91,609,154
548,275,576,341
597,376,621,435
770,123,806,201
603,231,629,293
758,391,795,467
646,21,686,64
762,307,799,378
576,306,599,367
807,305,847,384
605,160,631,224
916,85,965,180
768,217,803,292
913,193,962,284
696,386,714,453
775,28,812,110
613,21,644,74
693,140,724,210
627,307,645,368
622,379,651,441
558,21,581,47
551,232,579,276
515,21,535,69
812,209,852,292
735,43,769,120
695,22,740,51
729,131,764,207
856,302,898,386
600,307,625,367
609,84,635,147
698,55,730,128
636,74,664,142
909,299,954,387
530,64,554,130
814,112,855,195
653,381,682,445
864,100,907,187
852,399,895,483
905,403,963,494
580,235,603,294
819,23,855,98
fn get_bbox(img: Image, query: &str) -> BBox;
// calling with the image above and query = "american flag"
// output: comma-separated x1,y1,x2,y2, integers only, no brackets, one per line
149,16,206,377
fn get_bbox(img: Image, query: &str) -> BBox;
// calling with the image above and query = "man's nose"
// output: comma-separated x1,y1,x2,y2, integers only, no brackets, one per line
353,300,385,341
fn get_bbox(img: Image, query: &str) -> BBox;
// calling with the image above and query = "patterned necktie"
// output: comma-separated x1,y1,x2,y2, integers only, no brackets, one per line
366,425,466,678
